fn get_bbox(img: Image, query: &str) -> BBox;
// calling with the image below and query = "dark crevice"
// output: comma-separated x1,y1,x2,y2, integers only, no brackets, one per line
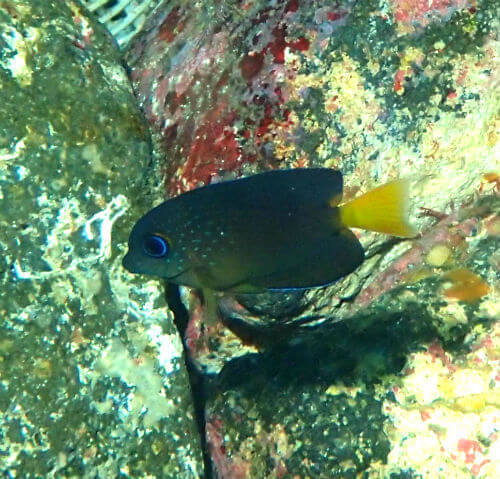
165,284,213,479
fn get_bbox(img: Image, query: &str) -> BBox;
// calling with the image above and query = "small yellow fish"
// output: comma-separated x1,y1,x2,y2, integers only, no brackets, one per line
442,269,491,302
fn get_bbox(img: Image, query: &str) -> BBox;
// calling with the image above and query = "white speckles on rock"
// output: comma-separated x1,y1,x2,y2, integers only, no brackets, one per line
452,369,488,397
146,323,184,375
14,165,28,180
93,337,175,428
1,27,35,87
13,194,128,284
81,143,113,176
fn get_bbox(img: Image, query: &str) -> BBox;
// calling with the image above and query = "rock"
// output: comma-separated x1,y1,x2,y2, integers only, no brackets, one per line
0,1,203,477
125,0,499,477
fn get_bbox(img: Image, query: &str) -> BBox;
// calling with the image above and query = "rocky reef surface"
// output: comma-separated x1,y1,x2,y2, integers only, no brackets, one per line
126,1,499,477
1,0,498,478
0,1,203,477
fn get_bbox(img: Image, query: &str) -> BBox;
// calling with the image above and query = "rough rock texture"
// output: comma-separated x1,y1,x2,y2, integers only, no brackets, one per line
204,196,499,478
126,0,499,477
0,1,203,478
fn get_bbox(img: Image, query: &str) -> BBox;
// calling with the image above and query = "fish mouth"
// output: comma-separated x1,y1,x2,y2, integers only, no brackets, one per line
122,252,141,274
167,268,189,281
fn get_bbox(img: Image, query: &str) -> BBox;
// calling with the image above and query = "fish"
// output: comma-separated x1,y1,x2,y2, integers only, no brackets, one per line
123,168,415,294
442,268,490,302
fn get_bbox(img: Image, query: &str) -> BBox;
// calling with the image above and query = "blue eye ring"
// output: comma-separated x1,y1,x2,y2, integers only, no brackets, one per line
143,234,170,258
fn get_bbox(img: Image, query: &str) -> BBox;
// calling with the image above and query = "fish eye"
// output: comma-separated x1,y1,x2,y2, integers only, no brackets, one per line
143,234,169,258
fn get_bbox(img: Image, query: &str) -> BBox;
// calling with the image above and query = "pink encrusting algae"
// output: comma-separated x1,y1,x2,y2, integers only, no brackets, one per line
128,1,317,197
206,416,251,479
351,211,481,310
167,106,244,194
392,0,472,27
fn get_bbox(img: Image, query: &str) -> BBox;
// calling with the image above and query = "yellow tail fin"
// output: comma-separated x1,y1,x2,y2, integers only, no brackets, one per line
339,179,416,237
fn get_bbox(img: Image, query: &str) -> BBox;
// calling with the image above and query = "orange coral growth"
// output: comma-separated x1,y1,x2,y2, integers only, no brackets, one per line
442,269,490,302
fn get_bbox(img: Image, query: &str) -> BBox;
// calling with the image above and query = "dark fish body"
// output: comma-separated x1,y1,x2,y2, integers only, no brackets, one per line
123,168,413,293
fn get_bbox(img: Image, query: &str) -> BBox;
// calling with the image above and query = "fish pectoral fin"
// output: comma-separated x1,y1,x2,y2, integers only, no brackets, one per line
192,265,216,287
200,287,220,326
192,263,267,294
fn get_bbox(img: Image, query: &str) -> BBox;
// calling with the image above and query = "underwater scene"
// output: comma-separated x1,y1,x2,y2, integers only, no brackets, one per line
0,0,498,478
